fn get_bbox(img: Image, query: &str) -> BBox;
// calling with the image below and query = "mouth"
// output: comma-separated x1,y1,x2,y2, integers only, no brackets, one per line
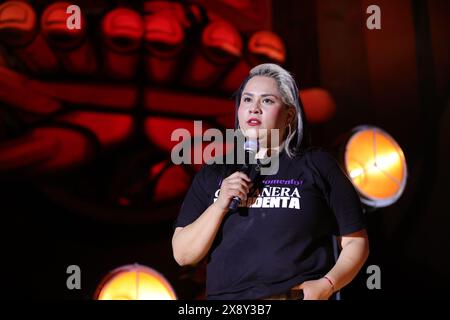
247,118,261,126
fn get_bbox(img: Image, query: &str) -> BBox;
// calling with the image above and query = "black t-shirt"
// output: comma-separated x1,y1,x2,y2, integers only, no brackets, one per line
174,147,366,300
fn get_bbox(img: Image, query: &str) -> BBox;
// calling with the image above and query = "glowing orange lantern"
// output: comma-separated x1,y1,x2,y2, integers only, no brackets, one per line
344,125,407,208
95,264,177,300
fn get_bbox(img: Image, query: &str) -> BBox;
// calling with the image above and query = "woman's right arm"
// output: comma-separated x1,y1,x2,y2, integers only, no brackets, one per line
172,172,252,266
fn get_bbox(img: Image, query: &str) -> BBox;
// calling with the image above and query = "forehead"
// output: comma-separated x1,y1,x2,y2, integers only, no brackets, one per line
243,76,280,95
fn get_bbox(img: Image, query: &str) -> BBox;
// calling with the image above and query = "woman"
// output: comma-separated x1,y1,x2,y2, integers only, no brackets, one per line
172,63,369,300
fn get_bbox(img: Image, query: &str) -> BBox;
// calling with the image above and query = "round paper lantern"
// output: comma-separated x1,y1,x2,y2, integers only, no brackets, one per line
344,125,407,208
95,264,177,300
299,88,336,123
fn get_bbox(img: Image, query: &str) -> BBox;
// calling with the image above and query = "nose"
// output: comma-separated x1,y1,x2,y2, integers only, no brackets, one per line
249,99,262,114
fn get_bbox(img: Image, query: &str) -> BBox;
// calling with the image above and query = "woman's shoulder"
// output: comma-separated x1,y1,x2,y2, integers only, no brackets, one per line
295,146,336,161
294,146,341,172
195,162,220,177
186,163,223,193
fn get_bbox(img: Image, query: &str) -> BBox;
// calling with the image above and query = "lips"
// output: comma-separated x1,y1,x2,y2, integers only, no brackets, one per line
247,118,261,126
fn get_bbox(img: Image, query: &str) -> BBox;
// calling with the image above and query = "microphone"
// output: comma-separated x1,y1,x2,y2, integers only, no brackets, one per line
228,139,260,210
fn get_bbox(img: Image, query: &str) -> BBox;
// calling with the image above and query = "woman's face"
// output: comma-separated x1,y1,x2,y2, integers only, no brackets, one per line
238,76,295,145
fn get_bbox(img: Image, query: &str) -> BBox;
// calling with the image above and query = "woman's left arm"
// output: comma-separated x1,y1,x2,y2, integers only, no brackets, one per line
297,229,369,300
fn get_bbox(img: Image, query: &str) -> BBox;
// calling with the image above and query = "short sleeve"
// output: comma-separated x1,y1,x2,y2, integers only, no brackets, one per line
173,165,215,230
310,149,367,236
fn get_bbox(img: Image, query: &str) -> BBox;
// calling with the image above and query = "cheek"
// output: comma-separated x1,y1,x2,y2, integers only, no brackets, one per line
237,107,246,127
265,107,286,127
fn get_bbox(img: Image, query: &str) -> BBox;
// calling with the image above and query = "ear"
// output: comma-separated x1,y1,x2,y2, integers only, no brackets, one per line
286,106,296,126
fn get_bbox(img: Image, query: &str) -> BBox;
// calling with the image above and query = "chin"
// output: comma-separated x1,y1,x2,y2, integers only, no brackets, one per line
242,127,259,138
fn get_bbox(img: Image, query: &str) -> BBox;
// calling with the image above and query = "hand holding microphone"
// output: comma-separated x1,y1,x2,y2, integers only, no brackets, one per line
214,171,253,212
214,138,260,212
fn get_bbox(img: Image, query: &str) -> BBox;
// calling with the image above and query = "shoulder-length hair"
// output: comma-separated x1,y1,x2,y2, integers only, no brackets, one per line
233,63,311,158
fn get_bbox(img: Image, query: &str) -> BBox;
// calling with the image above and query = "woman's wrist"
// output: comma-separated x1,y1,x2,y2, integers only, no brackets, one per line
211,201,229,216
322,275,335,293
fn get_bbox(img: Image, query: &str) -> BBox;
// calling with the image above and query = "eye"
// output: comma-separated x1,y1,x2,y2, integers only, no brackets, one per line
242,96,252,103
263,98,274,104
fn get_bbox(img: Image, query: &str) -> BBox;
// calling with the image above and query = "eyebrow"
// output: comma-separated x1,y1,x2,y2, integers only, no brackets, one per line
242,92,280,98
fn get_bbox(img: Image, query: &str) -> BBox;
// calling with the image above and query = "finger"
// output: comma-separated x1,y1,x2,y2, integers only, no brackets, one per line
229,177,253,187
228,171,251,182
224,179,251,193
237,184,251,196
227,187,248,200
227,171,246,180
236,172,251,182
232,186,249,199
292,283,302,290
222,172,252,185
298,287,311,300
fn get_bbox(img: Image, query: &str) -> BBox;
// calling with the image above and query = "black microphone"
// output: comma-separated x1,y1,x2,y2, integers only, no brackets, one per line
228,139,260,211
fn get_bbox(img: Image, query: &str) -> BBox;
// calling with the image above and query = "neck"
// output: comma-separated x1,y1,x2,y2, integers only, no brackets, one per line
255,141,285,160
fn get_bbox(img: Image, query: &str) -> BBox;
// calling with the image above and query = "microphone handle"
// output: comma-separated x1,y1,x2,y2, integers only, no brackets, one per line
229,196,241,210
